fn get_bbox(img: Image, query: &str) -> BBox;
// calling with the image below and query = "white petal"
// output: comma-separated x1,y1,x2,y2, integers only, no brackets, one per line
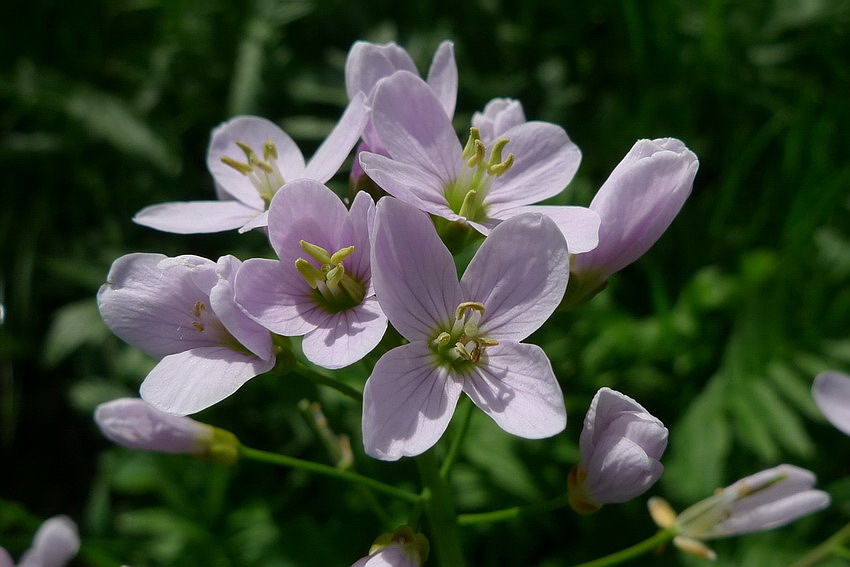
301,296,388,370
140,346,274,415
463,342,566,438
362,343,463,461
133,200,261,234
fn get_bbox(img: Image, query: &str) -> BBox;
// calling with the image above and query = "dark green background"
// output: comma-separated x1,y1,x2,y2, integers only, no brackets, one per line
2,1,849,565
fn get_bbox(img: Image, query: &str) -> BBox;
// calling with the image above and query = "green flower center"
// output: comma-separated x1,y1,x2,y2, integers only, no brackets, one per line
295,241,365,313
220,139,286,206
444,127,515,223
432,301,499,367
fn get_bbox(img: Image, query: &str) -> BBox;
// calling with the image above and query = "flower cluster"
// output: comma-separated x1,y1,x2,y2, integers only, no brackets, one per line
91,38,831,565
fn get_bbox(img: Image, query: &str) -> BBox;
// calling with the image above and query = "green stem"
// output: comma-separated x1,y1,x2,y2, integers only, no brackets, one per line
415,450,466,567
296,361,362,401
570,529,676,567
457,494,569,526
440,397,474,478
240,445,419,503
792,519,850,567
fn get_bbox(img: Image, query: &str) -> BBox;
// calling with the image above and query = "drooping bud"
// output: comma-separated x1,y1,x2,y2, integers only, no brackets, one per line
94,398,240,464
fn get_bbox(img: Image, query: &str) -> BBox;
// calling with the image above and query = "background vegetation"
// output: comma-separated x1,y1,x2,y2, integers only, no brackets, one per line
1,0,849,565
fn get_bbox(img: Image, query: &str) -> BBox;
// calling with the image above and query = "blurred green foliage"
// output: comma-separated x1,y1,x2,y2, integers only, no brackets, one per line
1,0,849,565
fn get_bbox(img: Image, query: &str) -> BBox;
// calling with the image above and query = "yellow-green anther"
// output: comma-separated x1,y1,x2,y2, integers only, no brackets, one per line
250,155,274,174
461,127,481,160
466,139,486,167
220,155,254,174
455,301,486,320
479,337,499,346
263,139,278,161
329,245,355,265
457,190,478,219
295,258,324,288
235,141,259,162
455,342,473,360
488,138,510,167
488,152,514,176
433,331,452,347
300,240,333,265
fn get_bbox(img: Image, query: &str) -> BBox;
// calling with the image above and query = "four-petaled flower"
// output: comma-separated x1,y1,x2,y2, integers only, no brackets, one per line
362,197,569,460
359,71,599,253
0,516,79,567
98,253,275,415
235,179,387,369
133,95,368,234
812,370,850,436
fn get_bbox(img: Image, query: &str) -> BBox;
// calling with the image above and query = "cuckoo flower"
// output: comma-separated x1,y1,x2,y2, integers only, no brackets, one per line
812,370,850,435
568,388,667,514
133,94,368,234
567,138,698,305
95,398,239,463
359,72,599,253
0,516,79,567
363,198,569,461
235,179,386,369
345,40,456,187
350,526,429,567
98,253,275,415
649,464,830,560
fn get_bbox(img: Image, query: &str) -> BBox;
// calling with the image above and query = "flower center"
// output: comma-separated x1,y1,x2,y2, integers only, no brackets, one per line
220,140,286,206
295,241,365,313
431,301,499,365
444,127,515,223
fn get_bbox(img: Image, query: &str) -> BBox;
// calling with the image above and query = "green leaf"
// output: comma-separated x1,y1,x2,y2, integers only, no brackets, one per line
663,375,732,502
43,299,109,366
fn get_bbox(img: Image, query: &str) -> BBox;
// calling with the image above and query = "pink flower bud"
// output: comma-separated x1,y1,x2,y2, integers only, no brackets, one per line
1,515,79,567
569,388,667,512
94,398,239,464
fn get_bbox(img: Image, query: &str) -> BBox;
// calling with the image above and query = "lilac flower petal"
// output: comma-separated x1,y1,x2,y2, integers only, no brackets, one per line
426,41,457,119
209,256,273,360
18,516,79,567
461,214,568,342
207,116,305,204
303,92,369,182
714,490,830,537
266,179,354,267
0,547,12,567
359,152,458,220
581,387,667,461
98,253,220,359
573,138,698,278
238,209,269,233
371,71,462,185
585,435,664,503
472,98,526,143
362,546,419,567
347,190,376,287
345,41,417,100
485,121,581,208
95,398,212,453
133,200,261,234
301,296,388,370
812,371,850,436
462,342,566,438
372,198,462,342
140,346,274,415
362,342,463,461
498,205,600,254
235,258,319,337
